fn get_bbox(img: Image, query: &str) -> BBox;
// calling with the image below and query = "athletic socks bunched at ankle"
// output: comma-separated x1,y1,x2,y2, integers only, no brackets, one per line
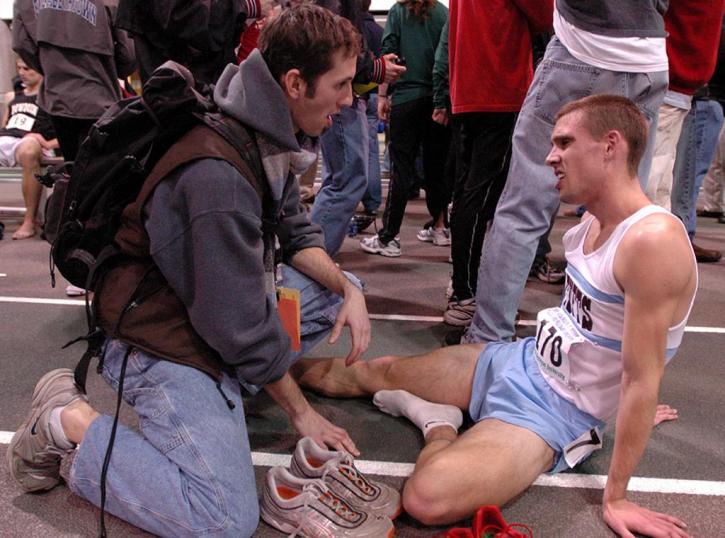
373,389,463,438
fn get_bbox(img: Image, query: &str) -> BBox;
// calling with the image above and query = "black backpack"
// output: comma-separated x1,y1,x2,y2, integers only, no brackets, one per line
42,61,262,293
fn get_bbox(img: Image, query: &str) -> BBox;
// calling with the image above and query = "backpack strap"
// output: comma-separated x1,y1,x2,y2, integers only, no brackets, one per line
114,116,268,255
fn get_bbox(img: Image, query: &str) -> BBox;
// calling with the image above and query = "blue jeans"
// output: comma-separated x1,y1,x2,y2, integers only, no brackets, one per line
467,37,667,343
312,99,369,256
68,266,359,537
362,94,382,214
672,99,725,239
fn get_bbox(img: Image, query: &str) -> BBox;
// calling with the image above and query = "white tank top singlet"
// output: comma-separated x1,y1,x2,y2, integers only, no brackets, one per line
533,205,697,422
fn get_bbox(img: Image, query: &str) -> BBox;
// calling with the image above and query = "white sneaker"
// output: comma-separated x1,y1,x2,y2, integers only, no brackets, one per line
65,285,86,297
417,226,451,246
360,235,401,257
260,466,395,538
289,437,402,519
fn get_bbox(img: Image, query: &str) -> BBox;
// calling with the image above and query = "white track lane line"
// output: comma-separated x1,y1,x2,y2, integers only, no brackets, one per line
2,296,725,334
0,436,722,495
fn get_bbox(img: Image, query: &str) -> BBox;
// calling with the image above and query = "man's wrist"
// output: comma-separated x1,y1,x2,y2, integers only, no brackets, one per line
379,94,388,98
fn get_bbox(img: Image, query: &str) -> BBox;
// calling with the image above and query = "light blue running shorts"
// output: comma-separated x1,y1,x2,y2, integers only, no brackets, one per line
469,337,604,473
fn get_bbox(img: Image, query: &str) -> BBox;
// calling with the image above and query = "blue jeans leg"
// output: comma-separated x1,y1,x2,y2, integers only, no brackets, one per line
279,265,363,361
466,37,667,343
672,99,724,238
311,100,369,256
68,341,258,538
363,94,382,213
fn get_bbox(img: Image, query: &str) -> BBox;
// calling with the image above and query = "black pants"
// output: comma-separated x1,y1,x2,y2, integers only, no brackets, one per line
50,116,97,161
379,96,451,243
450,112,516,300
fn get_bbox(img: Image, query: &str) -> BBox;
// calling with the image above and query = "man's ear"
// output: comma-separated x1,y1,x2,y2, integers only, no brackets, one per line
604,130,623,160
281,69,305,100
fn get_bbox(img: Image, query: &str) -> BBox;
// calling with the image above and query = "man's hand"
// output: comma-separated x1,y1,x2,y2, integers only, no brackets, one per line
329,283,370,366
603,498,690,538
378,96,391,122
22,132,56,150
432,108,449,126
653,403,678,426
291,404,360,456
381,53,406,84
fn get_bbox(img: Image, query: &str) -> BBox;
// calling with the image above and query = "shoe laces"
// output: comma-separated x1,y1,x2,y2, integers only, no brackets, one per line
481,521,533,538
289,479,362,537
322,453,376,497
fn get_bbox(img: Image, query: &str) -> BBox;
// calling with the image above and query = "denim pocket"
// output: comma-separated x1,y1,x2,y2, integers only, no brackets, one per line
533,60,601,125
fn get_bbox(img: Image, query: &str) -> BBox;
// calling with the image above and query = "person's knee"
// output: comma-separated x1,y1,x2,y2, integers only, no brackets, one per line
188,491,259,537
15,139,42,168
402,456,460,526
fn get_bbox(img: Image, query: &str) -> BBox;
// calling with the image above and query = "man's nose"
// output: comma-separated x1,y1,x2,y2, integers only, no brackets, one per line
340,85,353,108
545,146,559,167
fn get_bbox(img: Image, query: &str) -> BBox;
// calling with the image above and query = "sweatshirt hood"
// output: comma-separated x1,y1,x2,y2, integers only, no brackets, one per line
214,50,300,152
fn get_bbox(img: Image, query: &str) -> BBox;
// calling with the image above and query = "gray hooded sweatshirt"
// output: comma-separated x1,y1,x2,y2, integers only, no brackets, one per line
142,50,324,389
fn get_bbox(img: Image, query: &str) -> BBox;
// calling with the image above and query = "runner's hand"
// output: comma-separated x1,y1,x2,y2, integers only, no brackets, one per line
653,403,678,426
603,498,690,538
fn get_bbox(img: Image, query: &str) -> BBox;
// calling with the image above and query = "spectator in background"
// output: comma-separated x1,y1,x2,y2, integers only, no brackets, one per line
311,0,405,257
117,0,272,87
352,0,385,232
669,5,725,263
12,0,136,161
440,0,553,330
361,0,449,258
0,58,58,240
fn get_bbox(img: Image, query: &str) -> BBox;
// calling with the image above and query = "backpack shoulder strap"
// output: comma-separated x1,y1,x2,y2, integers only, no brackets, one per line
119,117,268,247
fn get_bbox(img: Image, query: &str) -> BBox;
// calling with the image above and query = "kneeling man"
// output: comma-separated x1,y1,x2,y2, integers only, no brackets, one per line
295,95,697,538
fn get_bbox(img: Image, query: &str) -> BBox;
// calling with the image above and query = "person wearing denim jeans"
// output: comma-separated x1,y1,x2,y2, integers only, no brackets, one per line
7,7,372,537
671,97,724,262
313,98,370,254
362,92,382,216
465,1,670,343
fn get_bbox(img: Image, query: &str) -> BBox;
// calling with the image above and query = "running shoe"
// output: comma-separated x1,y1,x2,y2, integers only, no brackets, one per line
261,466,396,537
7,369,86,492
65,284,86,296
416,226,451,246
443,298,476,327
289,437,402,519
360,235,401,257
529,258,565,284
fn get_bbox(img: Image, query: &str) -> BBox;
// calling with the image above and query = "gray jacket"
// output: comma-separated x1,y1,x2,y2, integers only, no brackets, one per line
12,0,136,119
143,51,324,388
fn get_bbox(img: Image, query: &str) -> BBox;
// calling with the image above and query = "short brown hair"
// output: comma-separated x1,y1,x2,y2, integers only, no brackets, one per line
555,95,648,176
259,4,362,96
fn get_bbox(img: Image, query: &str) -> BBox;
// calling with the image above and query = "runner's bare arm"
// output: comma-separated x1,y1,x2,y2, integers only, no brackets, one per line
604,217,694,538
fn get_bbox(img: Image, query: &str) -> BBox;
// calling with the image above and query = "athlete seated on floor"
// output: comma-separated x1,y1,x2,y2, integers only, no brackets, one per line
293,95,698,538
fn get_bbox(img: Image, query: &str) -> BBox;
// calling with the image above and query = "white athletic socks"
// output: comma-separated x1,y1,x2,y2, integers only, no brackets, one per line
373,389,463,439
49,406,76,450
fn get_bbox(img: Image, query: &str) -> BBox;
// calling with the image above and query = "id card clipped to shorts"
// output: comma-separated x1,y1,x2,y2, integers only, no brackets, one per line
276,287,301,352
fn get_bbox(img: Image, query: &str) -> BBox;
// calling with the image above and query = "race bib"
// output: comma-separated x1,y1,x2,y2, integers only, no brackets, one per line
534,307,585,387
6,113,35,132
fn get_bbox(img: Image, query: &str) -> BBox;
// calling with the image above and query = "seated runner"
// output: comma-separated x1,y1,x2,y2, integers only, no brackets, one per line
294,95,697,538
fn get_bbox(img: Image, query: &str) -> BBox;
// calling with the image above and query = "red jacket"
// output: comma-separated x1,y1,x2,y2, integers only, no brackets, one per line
449,0,552,114
666,0,725,96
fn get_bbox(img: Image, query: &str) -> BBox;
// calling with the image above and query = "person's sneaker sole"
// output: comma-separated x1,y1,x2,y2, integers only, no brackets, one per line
7,369,85,492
